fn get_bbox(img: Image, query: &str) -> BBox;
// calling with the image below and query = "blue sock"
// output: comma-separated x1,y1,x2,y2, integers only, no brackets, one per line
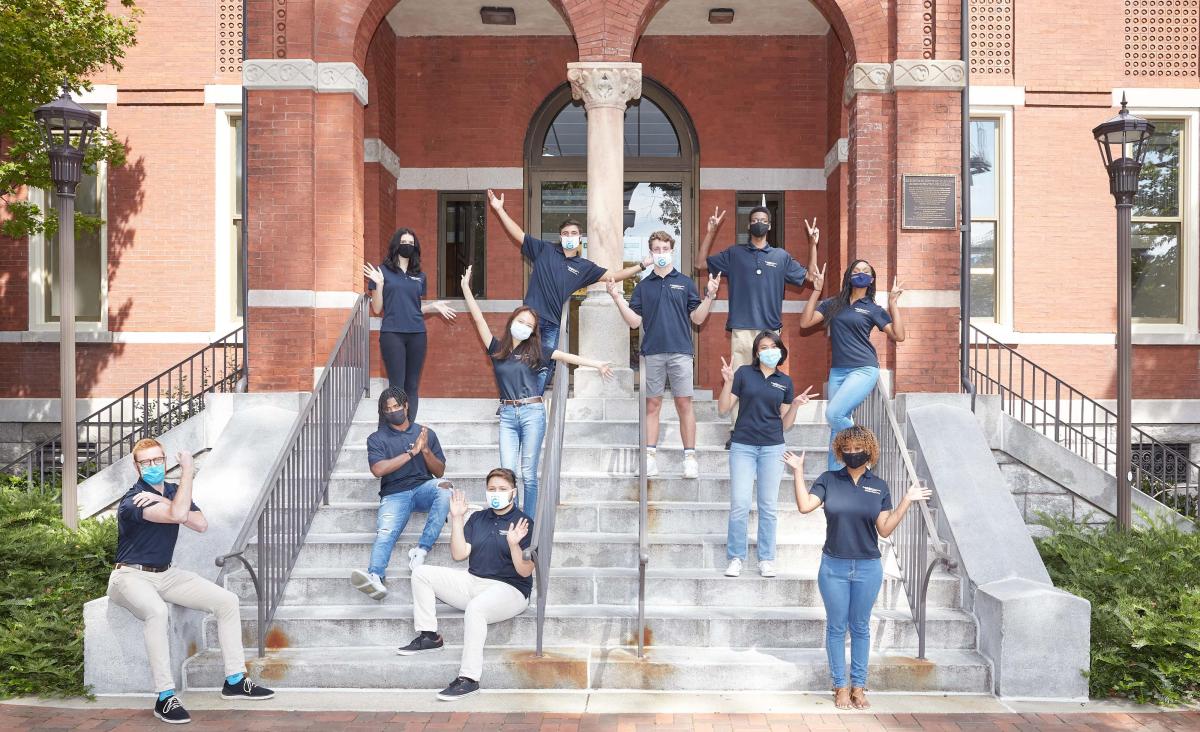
158,690,175,702
226,672,244,685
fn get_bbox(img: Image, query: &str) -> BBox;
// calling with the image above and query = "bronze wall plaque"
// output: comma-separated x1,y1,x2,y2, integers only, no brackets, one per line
901,174,958,230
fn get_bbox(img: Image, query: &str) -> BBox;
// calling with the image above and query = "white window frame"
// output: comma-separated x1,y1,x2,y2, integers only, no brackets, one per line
968,106,1014,328
27,106,109,332
214,104,243,330
1127,109,1198,337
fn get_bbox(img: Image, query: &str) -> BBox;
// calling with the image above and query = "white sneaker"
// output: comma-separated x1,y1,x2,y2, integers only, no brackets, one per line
724,558,743,577
682,454,699,479
759,560,777,578
645,452,659,477
408,547,428,571
350,569,387,600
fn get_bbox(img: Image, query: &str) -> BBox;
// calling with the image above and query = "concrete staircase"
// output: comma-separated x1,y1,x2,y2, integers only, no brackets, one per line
182,394,991,692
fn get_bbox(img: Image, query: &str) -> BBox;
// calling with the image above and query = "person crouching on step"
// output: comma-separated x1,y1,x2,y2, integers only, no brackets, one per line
398,467,533,701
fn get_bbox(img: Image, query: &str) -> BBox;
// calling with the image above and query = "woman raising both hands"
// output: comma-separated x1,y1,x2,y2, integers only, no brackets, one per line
459,265,614,517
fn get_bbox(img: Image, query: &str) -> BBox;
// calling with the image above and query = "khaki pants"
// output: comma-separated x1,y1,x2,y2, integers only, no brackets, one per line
728,328,770,428
107,566,246,693
411,564,528,682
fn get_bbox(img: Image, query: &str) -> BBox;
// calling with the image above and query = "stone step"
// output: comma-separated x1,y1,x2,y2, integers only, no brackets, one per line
204,603,977,652
345,420,831,449
335,444,829,475
276,532,895,572
329,470,831,504
357,397,830,425
309,501,828,537
226,566,961,610
182,645,991,692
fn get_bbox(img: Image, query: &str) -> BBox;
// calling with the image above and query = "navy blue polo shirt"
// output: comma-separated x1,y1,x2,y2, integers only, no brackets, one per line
731,365,795,446
629,268,702,356
706,243,807,331
488,337,555,400
810,468,894,560
464,506,534,598
367,265,427,333
366,422,445,497
115,480,199,567
818,297,893,368
522,234,607,327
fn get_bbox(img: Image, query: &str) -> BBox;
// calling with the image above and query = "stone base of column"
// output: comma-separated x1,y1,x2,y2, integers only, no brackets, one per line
573,289,635,396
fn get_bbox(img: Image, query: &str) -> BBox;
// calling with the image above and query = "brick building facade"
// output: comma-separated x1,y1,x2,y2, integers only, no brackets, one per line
2,0,1199,426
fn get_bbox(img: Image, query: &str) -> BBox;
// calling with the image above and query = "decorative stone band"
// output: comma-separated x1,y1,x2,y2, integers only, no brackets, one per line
699,168,825,191
708,290,961,312
243,59,369,105
567,62,643,109
824,138,849,178
248,290,361,308
844,60,966,103
363,138,401,180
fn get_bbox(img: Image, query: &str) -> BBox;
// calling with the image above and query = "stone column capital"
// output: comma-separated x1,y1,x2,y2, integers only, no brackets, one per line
566,62,643,110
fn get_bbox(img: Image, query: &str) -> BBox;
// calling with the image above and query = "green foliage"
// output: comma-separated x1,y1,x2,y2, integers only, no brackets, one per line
0,0,140,239
0,484,116,698
1036,513,1200,704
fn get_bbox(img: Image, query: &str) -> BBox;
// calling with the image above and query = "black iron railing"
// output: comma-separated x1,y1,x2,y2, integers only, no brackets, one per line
1,328,245,492
969,324,1199,519
636,355,649,658
215,296,369,656
853,382,954,659
529,305,569,656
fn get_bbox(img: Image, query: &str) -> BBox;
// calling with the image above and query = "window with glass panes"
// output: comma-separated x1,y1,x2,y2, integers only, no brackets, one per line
230,115,244,317
969,118,1000,320
1132,119,1185,323
44,170,104,323
439,192,487,298
735,193,784,249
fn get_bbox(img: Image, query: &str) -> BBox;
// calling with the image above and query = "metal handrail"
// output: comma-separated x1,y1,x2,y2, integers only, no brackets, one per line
969,324,1199,519
528,305,570,656
853,381,954,659
2,327,246,491
636,355,649,658
215,296,370,656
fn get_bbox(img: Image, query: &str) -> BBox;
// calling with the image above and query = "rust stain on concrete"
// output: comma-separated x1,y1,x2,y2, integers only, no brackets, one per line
505,649,588,689
264,626,290,650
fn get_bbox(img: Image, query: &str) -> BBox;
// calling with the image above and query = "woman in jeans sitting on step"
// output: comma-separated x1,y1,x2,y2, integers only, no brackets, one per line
459,265,613,517
717,330,815,579
784,425,930,710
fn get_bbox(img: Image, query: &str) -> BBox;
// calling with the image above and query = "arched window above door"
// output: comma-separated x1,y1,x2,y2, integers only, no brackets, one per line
540,96,682,158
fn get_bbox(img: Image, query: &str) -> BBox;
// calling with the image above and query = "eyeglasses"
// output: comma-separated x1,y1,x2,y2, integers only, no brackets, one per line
136,457,166,467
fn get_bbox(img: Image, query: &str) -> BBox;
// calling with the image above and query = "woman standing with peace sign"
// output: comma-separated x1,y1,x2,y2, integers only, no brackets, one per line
799,249,907,471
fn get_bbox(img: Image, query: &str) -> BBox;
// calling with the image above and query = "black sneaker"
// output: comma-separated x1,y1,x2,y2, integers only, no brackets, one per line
397,631,444,655
724,433,733,451
436,675,480,701
220,676,275,700
153,694,191,724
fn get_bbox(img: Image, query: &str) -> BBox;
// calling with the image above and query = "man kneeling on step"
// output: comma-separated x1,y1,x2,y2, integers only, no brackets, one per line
107,438,274,725
351,386,450,600
398,467,533,701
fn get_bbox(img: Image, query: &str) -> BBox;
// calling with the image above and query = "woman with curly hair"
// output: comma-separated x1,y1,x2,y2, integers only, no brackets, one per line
783,426,930,711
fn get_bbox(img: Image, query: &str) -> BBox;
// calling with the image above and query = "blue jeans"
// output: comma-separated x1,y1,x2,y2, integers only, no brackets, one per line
726,442,785,562
825,366,880,470
817,554,883,688
367,478,451,580
536,323,561,392
498,403,547,517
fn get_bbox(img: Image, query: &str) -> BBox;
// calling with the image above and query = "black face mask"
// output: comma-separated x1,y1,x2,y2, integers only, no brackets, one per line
384,409,407,426
396,243,416,259
748,222,770,239
842,451,870,469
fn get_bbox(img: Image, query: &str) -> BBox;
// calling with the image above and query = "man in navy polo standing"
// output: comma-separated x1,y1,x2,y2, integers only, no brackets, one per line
607,230,721,479
698,206,820,447
487,189,653,388
107,437,274,725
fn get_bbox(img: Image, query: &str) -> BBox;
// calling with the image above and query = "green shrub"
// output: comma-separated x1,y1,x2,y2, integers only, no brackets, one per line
0,484,116,698
1035,513,1200,704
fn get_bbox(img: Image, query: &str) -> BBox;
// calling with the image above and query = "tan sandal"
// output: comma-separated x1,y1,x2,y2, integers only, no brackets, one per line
850,687,870,710
833,687,852,709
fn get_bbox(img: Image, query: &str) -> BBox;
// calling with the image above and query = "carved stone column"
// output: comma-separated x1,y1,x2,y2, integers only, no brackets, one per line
566,62,642,396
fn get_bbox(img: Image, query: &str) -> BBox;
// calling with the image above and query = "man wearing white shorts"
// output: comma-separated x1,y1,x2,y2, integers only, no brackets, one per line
607,230,720,478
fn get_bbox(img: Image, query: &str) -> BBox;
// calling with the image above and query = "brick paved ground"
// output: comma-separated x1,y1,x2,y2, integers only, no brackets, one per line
2,707,1200,731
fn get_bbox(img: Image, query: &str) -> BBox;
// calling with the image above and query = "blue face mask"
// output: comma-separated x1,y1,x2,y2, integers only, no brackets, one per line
850,272,873,288
140,464,166,485
759,348,783,368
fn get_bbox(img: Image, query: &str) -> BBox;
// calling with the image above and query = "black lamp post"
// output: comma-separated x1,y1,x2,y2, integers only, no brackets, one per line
1092,94,1154,530
34,87,100,530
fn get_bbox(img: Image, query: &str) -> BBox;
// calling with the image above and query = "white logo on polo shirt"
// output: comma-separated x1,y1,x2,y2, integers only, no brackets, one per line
854,307,871,314
769,382,787,391
566,265,581,275
669,284,686,291
409,276,421,281
764,261,778,268
862,486,881,494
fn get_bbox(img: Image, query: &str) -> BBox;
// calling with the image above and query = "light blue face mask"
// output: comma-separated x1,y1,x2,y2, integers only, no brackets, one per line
140,464,166,485
759,348,783,368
